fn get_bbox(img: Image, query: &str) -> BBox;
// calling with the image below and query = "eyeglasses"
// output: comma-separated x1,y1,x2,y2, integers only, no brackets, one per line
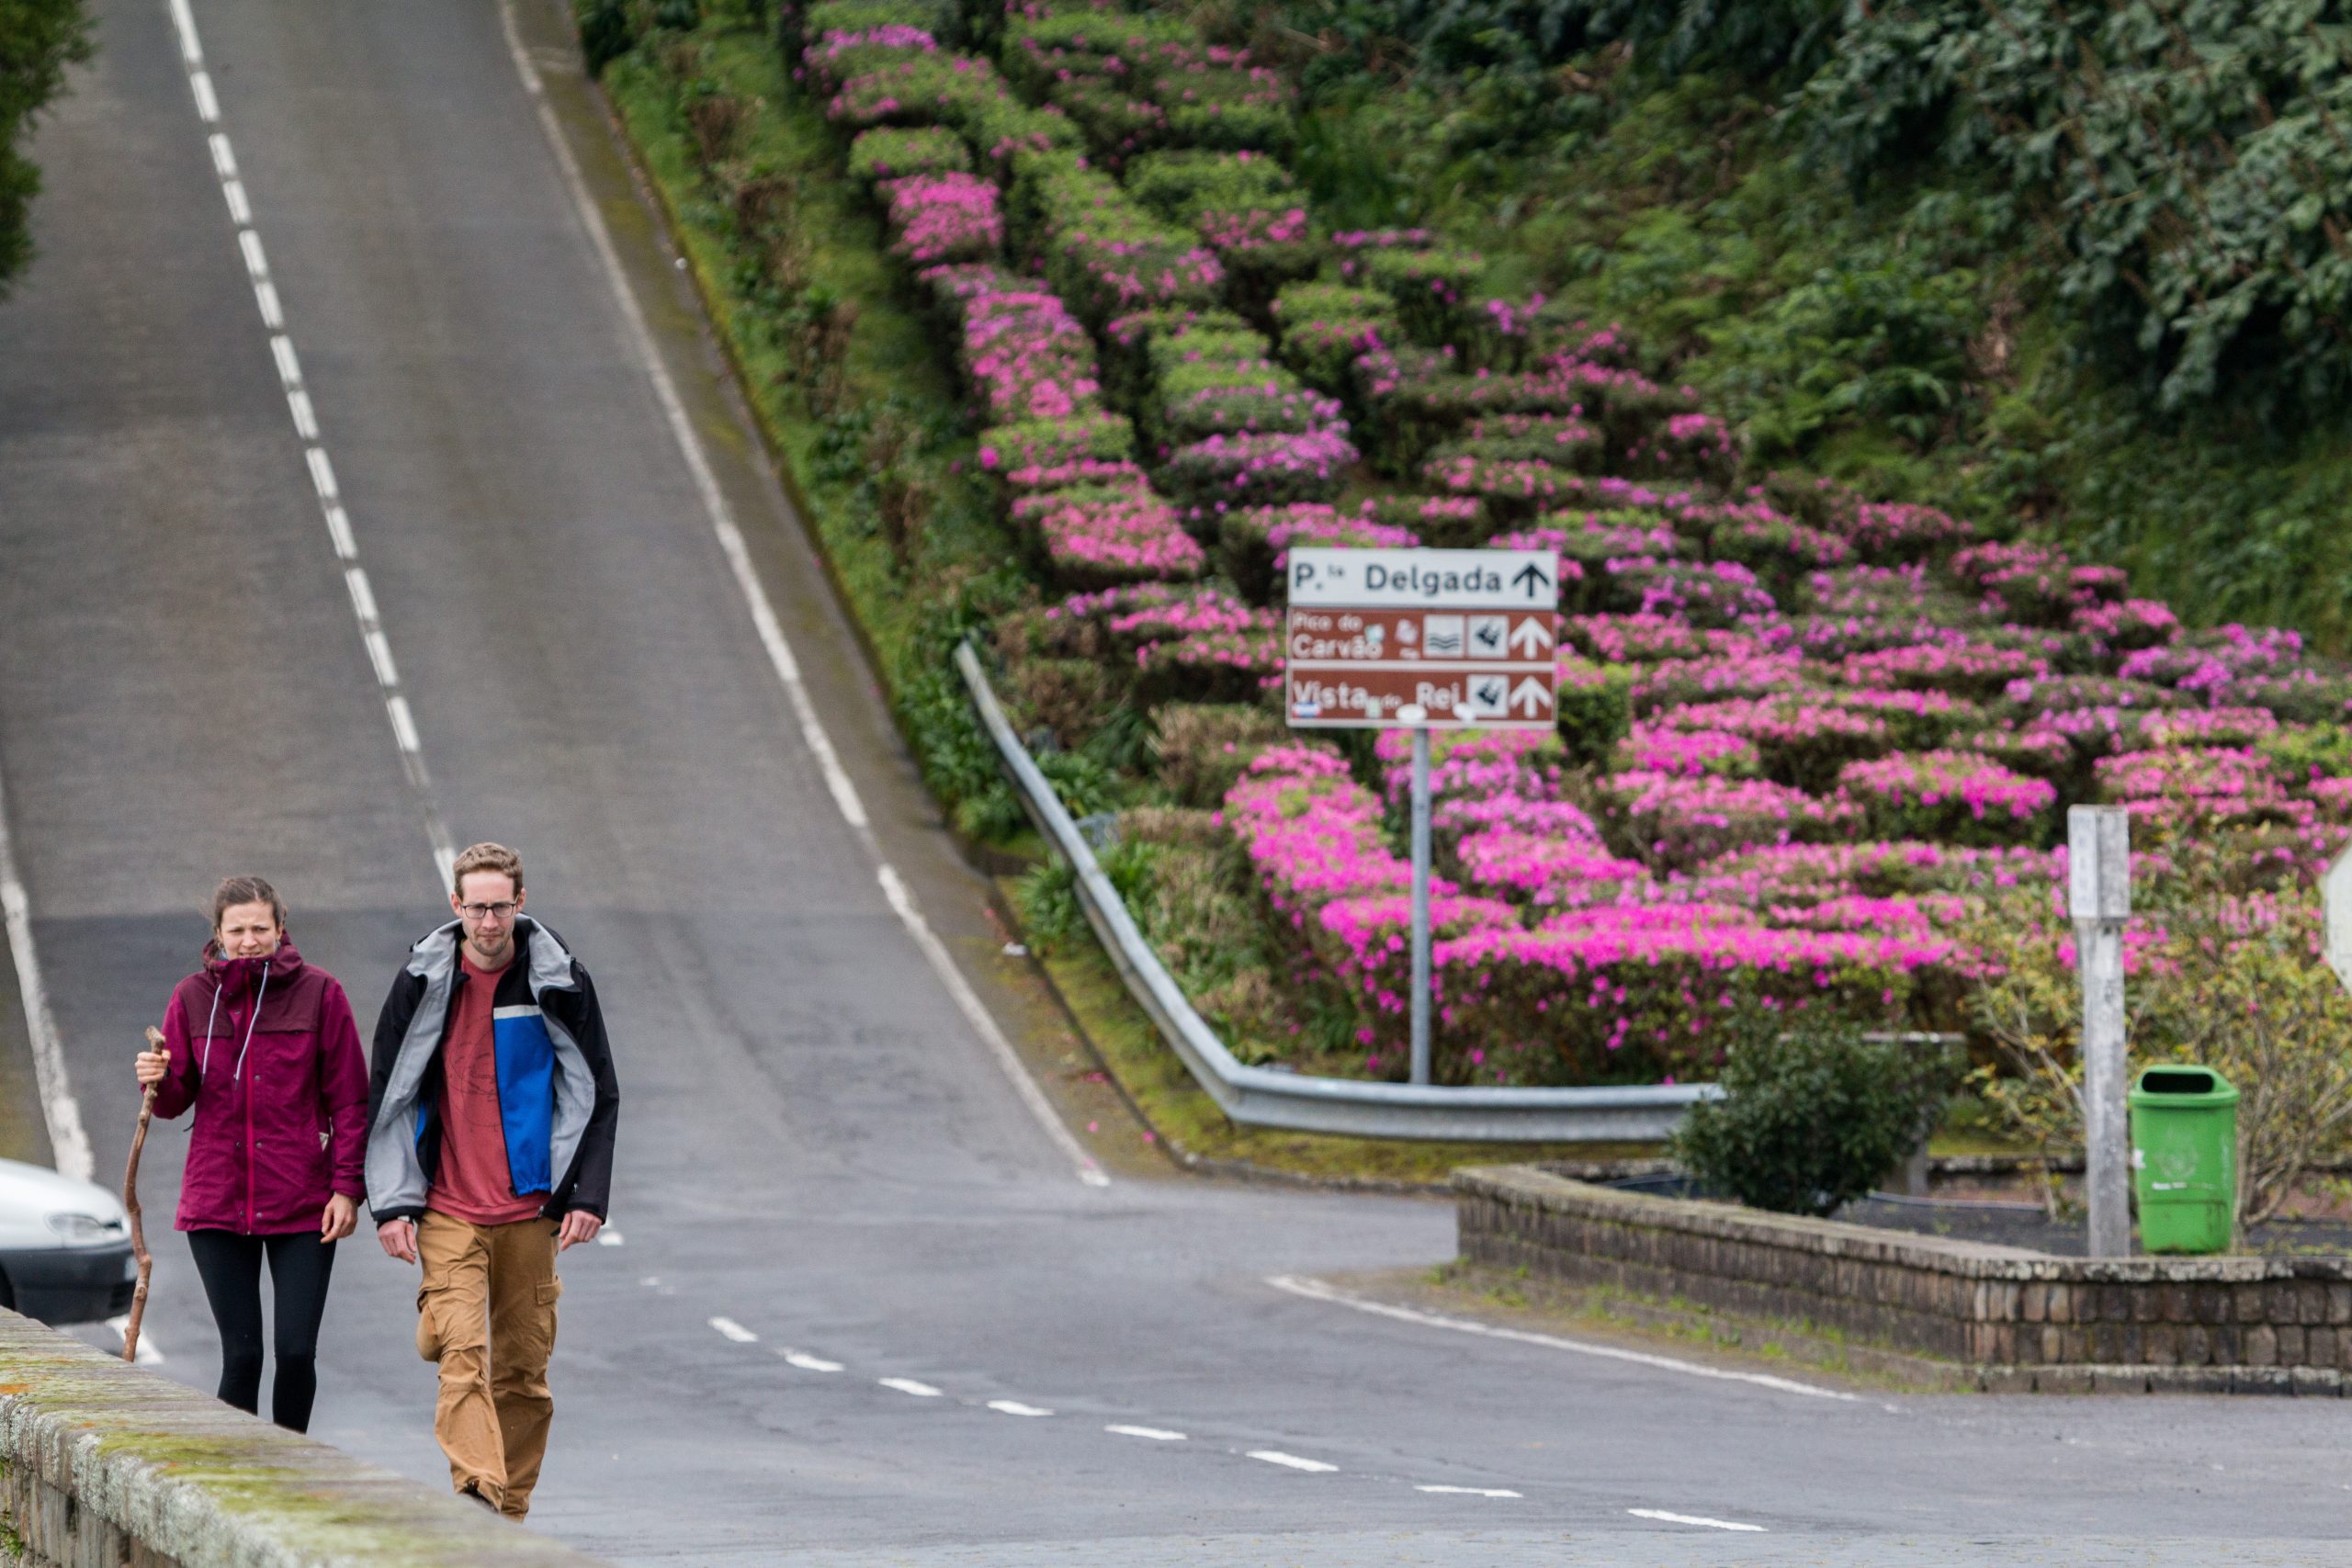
458,902,518,922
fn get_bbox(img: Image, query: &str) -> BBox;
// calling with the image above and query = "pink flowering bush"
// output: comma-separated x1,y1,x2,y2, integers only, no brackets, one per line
1023,490,1205,588
1216,502,1415,603
1838,751,2059,844
2094,746,2298,828
880,172,1002,264
848,125,971,186
1008,152,1226,327
1596,772,1861,870
1163,427,1357,513
1452,829,1650,908
946,274,1105,422
1435,907,1943,1085
1841,637,2051,700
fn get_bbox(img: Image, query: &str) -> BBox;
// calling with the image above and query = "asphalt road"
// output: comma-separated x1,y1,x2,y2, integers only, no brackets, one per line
3,2,2349,1562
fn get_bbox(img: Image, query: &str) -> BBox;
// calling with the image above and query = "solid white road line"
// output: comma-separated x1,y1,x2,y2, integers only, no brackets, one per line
0,765,90,1182
162,0,458,891
1266,1275,1859,1403
105,1315,164,1365
1248,1450,1339,1473
878,1378,943,1398
707,1316,758,1344
1418,1484,1522,1498
781,1349,843,1372
1629,1508,1767,1532
987,1400,1053,1417
1105,1424,1185,1441
494,0,1107,1190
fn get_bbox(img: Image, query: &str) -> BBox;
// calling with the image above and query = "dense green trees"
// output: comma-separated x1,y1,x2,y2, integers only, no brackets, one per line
1249,0,2352,648
0,0,91,293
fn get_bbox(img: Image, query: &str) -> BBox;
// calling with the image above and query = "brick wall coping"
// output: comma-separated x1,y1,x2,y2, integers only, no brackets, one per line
1455,1165,2352,1284
0,1308,608,1566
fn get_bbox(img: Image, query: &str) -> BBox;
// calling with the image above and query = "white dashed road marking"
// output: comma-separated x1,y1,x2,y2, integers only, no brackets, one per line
1267,1275,1858,1402
878,1378,943,1398
164,0,458,890
1630,1508,1767,1532
781,1350,843,1372
493,0,1105,1190
1419,1484,1522,1498
595,1228,623,1247
707,1317,758,1344
1248,1450,1339,1473
1105,1425,1186,1442
987,1400,1053,1417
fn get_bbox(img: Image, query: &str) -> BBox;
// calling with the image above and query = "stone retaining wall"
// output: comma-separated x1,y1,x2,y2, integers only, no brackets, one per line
0,1308,607,1566
1456,1165,2352,1393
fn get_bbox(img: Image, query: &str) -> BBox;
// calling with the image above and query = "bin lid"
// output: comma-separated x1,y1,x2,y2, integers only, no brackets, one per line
2129,1065,2240,1105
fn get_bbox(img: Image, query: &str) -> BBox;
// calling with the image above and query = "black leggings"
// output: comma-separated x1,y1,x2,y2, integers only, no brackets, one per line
185,1229,337,1432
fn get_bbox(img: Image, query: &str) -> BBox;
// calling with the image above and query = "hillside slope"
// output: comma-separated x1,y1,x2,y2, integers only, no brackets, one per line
1234,0,2352,649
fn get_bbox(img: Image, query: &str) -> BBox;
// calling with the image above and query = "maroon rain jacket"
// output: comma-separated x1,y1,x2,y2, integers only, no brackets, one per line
151,941,368,1235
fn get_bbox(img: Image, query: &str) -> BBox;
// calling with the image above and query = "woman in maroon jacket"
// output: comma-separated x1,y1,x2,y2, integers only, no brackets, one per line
131,875,368,1432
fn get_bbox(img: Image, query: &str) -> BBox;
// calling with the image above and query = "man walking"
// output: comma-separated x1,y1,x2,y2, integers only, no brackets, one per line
367,842,618,1520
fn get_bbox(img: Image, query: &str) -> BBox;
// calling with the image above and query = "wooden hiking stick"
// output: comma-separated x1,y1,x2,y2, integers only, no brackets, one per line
121,1026,165,1363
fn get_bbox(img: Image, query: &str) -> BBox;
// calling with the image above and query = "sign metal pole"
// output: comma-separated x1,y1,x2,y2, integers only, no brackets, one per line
2069,806,2132,1258
1409,725,1432,1086
1281,547,1559,1094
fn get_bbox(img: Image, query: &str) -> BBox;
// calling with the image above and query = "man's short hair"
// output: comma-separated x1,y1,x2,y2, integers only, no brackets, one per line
451,841,525,895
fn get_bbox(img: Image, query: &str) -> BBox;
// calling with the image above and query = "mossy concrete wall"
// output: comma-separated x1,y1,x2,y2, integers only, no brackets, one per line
0,1309,607,1566
1457,1165,2352,1394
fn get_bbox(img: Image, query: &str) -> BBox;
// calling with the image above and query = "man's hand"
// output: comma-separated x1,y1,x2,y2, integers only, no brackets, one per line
134,1047,169,1088
322,1194,358,1243
557,1211,603,1251
378,1218,418,1264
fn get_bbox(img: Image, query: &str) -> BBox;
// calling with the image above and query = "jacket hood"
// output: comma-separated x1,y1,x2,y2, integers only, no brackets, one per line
202,940,306,998
404,918,577,996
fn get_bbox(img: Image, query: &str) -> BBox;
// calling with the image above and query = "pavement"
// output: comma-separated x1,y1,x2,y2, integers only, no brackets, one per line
1,1,2349,1562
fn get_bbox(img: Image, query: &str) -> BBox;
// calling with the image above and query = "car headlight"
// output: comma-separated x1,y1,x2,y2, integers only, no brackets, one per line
46,1212,123,1243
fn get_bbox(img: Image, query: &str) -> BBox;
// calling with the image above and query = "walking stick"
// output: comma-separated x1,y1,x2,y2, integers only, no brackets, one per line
121,1026,165,1363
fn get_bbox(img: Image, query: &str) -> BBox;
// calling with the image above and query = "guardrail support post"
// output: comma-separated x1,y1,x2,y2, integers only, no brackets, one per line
1410,726,1432,1087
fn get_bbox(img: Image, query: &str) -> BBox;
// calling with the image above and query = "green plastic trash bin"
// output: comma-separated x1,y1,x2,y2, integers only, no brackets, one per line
2129,1066,2239,1255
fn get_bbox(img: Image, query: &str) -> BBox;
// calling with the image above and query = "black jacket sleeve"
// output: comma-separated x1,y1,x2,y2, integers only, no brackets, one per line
551,959,619,1220
367,968,428,1224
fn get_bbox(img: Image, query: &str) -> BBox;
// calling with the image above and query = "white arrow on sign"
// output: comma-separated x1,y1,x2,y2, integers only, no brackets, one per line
1507,617,1553,657
2324,840,2352,992
1508,676,1553,717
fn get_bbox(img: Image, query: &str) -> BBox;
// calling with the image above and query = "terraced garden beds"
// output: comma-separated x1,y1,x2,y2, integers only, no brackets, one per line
587,0,2352,1127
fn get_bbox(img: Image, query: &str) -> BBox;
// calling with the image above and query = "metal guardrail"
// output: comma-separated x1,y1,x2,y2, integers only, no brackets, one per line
955,641,1716,1142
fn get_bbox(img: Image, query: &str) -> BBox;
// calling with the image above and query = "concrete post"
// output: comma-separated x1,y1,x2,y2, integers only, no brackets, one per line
2069,806,2132,1258
1409,727,1431,1087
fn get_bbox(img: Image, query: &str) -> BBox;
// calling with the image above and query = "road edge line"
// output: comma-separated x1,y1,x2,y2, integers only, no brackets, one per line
1264,1274,1860,1402
493,0,1104,1190
0,766,90,1182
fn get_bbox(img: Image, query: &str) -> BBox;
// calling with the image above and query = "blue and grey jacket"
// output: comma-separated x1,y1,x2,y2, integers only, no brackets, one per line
365,918,618,1224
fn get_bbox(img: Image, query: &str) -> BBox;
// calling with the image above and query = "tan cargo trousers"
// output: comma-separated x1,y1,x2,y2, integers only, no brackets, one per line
415,1212,561,1519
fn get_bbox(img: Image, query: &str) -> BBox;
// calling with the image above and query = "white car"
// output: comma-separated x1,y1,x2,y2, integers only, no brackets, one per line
0,1157,137,1325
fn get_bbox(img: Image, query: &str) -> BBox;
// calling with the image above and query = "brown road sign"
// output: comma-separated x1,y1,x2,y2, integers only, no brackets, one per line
1285,665,1556,729
1285,605,1556,729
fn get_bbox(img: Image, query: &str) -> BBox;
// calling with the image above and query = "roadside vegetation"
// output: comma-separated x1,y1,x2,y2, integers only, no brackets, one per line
578,0,2352,1193
0,0,92,292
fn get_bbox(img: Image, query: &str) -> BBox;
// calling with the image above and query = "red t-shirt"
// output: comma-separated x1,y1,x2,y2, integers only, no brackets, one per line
425,953,548,1225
